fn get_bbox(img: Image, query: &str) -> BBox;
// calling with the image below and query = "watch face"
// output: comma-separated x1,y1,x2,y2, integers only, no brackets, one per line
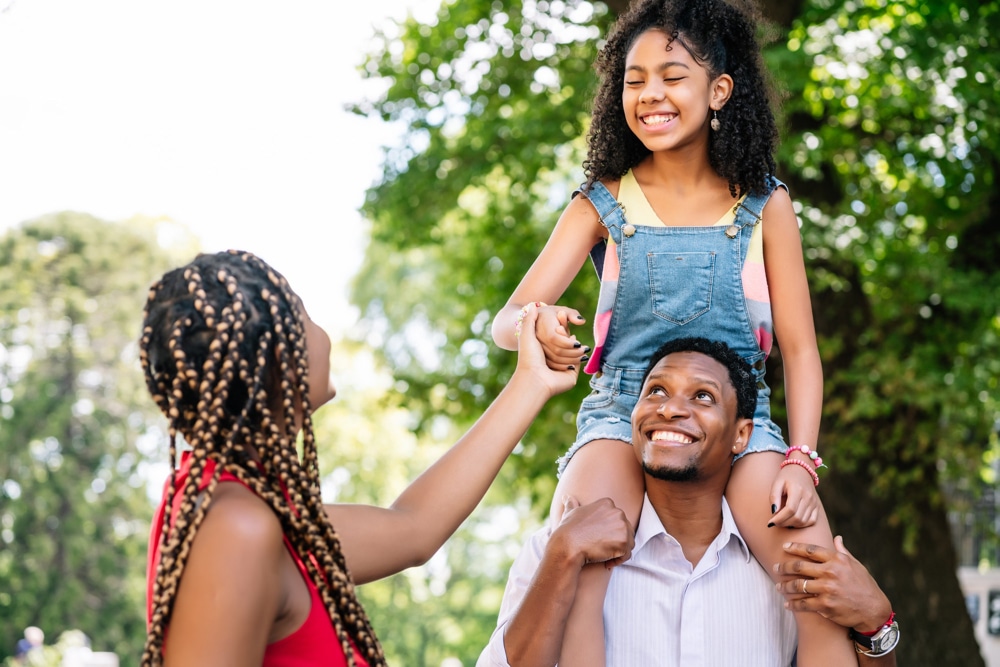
873,623,900,654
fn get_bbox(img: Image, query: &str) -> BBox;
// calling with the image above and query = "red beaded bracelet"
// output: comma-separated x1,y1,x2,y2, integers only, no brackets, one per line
857,611,896,637
780,458,820,486
786,444,825,469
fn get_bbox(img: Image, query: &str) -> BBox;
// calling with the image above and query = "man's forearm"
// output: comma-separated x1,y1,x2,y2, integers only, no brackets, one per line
856,650,897,667
776,539,899,667
503,545,584,667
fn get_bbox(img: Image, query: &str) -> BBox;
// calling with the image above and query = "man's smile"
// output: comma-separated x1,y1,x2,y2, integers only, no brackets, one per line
649,429,696,445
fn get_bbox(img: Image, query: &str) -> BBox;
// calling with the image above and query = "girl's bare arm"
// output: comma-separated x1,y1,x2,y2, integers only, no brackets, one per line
492,192,608,351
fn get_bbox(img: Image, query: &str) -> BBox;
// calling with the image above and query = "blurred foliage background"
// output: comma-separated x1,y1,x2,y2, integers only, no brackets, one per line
348,0,1000,664
1,1,998,665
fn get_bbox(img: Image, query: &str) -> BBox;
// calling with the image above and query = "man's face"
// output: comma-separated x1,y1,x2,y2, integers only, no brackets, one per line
631,351,748,483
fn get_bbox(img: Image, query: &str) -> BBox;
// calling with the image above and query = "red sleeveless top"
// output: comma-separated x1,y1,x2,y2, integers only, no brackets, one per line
146,453,369,666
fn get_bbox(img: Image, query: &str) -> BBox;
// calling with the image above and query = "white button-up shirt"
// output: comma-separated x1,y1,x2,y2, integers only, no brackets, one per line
478,495,797,667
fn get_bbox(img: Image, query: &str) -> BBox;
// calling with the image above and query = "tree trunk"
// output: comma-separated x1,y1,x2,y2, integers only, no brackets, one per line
825,467,985,665
789,247,986,666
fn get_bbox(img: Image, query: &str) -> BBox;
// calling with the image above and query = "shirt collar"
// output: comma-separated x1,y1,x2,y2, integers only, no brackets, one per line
633,494,752,564
719,497,752,562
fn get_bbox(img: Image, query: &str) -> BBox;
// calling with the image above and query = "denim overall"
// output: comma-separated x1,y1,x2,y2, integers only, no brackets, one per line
557,178,788,474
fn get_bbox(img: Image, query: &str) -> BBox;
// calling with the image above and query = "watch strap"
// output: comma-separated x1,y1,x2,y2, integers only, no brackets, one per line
848,627,875,650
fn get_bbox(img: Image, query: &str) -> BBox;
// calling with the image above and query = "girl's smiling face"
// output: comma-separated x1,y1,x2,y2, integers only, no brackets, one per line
622,29,732,153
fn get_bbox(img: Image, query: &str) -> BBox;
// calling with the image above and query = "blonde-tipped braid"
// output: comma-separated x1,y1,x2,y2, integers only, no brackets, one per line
140,250,386,667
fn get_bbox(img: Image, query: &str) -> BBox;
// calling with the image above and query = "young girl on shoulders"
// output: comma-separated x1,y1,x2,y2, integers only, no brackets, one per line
493,0,858,664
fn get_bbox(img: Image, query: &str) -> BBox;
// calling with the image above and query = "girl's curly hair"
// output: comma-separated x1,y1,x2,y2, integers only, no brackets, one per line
582,0,780,198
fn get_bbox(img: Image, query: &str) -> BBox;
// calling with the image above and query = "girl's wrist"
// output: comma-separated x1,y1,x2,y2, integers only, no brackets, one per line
780,458,820,486
786,444,824,469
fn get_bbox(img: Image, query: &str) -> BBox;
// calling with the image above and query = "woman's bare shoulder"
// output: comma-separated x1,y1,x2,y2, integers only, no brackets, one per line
198,482,285,558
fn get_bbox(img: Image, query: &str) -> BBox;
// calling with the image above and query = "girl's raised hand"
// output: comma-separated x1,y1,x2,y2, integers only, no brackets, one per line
514,305,581,398
533,304,589,371
768,464,821,529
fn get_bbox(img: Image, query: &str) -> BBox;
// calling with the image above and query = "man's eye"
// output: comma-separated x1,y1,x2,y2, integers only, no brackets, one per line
695,391,714,401
648,386,666,396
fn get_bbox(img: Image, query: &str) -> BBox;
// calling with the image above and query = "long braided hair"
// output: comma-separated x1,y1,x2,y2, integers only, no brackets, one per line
582,0,780,198
139,250,385,666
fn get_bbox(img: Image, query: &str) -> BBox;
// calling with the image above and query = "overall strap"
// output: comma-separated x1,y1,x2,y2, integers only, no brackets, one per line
740,175,785,219
728,175,787,239
576,181,627,277
578,181,625,231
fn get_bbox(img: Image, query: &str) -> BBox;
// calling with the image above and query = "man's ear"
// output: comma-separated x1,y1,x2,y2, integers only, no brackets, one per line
731,418,753,456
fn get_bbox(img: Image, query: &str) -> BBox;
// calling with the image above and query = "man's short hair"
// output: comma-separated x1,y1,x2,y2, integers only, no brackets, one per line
641,337,757,420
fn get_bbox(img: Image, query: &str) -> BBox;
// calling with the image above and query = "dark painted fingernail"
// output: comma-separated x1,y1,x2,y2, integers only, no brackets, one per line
581,355,590,363
568,365,575,371
767,522,775,528
573,342,582,348
771,504,777,514
583,346,592,353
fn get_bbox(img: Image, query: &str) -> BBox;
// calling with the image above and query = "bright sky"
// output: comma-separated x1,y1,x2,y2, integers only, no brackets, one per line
0,0,434,338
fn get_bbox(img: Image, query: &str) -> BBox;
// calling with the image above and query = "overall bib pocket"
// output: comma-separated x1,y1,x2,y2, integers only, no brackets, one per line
648,251,716,325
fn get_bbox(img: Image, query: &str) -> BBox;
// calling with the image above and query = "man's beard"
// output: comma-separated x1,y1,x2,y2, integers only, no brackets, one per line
643,459,699,482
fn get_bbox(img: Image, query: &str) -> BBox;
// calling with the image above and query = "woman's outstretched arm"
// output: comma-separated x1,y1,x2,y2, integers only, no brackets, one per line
326,306,579,584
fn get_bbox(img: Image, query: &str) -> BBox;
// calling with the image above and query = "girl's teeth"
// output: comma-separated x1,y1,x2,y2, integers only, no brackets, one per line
644,115,673,125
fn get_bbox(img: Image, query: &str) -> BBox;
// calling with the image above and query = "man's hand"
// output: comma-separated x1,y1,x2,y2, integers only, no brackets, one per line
551,497,634,570
774,536,892,633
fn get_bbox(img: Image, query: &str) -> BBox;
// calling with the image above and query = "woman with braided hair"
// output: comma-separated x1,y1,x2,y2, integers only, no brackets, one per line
141,250,583,667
